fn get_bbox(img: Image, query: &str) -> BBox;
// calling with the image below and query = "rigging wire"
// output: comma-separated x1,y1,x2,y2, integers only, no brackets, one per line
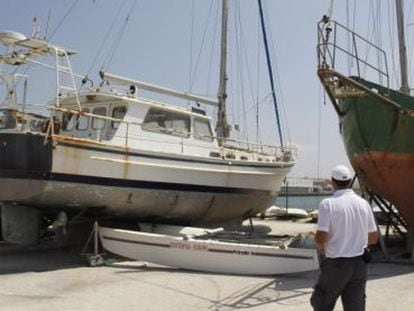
241,92,273,116
101,0,139,72
206,1,220,128
233,1,248,142
263,0,290,144
352,0,357,36
317,85,323,180
225,12,235,136
238,4,260,143
189,1,195,89
232,0,289,145
263,8,286,143
44,10,52,40
346,0,351,75
387,0,400,88
189,1,215,92
257,0,284,146
86,0,129,77
206,1,220,96
407,0,414,87
345,0,357,77
47,0,80,40
362,0,375,77
256,11,261,144
349,0,357,73
327,0,336,18
376,1,383,86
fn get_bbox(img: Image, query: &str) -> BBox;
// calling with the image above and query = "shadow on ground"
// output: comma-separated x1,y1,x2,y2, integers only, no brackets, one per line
0,243,86,274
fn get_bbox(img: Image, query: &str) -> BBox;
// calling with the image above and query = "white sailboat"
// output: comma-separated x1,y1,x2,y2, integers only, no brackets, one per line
0,1,296,245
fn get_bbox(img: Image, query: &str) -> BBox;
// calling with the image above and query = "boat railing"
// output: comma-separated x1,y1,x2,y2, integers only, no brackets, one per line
222,138,297,161
48,107,295,162
317,18,390,91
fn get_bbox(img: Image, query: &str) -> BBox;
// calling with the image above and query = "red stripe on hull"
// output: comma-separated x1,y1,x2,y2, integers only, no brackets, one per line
352,151,414,226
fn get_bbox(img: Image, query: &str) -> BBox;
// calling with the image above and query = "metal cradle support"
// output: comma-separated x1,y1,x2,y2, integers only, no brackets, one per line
81,221,104,267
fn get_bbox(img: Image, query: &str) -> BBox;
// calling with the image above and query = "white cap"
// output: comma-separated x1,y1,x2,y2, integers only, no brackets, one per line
331,164,352,181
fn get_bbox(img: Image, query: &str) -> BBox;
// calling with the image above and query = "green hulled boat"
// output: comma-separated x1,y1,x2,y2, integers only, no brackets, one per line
317,5,414,230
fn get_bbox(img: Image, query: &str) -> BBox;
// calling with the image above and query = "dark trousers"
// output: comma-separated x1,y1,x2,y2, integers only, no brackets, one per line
310,256,367,311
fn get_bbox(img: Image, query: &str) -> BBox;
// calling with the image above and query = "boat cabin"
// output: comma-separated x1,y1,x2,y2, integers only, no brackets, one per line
56,92,218,156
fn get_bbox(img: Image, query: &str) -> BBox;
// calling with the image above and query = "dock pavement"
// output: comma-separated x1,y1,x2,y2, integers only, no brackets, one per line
0,219,413,311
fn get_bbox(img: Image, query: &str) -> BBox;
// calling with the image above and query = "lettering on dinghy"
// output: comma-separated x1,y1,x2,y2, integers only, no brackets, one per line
170,241,209,251
170,241,251,255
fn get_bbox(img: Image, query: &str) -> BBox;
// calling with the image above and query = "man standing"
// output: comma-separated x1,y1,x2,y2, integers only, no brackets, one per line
310,164,378,311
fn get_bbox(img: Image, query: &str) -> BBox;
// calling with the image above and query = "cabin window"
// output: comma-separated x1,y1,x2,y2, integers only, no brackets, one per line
62,112,74,131
0,110,16,129
76,108,90,130
240,156,248,161
194,118,213,142
111,106,127,129
209,151,221,158
142,107,190,137
29,118,45,132
92,107,107,130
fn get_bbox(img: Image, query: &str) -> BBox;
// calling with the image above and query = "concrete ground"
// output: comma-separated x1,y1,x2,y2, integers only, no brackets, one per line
0,219,413,311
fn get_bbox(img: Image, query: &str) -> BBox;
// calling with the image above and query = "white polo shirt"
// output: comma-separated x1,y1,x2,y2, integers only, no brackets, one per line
317,189,377,258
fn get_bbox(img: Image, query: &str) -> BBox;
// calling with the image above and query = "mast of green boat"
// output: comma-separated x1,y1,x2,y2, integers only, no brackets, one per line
396,0,410,95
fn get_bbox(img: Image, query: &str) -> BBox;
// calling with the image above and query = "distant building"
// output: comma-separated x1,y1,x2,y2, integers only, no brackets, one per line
280,177,333,196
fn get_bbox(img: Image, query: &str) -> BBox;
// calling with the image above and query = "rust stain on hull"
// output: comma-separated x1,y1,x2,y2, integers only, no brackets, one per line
352,151,414,226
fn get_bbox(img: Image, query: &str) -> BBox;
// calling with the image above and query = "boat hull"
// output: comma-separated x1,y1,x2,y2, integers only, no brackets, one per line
0,133,293,225
350,151,414,226
337,77,414,226
99,226,319,275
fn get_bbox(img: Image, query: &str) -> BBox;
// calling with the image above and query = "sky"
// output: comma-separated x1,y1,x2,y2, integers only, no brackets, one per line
0,0,411,179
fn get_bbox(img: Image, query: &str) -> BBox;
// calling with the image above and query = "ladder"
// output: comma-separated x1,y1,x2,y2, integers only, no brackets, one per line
53,46,81,110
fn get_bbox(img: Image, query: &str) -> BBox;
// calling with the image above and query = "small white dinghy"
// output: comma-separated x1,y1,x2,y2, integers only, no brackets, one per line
309,210,319,222
99,223,319,275
274,207,310,219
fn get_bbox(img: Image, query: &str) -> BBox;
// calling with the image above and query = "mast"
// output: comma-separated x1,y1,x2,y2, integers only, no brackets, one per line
396,0,410,95
216,0,230,146
258,0,284,146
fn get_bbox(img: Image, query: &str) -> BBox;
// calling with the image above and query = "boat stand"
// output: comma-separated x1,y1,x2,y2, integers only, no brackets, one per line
81,221,105,267
366,190,414,263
